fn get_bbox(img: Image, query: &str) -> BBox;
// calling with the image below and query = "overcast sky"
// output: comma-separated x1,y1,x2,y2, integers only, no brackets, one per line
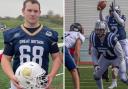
0,0,63,17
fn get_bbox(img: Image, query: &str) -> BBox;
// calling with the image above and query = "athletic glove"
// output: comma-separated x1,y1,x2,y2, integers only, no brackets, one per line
94,65,100,71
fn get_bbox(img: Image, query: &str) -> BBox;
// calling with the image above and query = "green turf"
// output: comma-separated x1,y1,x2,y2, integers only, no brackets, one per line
0,66,10,89
65,65,128,89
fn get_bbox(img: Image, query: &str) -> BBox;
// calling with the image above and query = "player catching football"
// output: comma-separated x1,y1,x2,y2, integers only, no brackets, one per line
98,0,128,88
1,0,62,89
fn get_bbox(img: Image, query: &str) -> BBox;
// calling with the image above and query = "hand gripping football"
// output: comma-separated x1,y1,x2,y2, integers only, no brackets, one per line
97,0,107,10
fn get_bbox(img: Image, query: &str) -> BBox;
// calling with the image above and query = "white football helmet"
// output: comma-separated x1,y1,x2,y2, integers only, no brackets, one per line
15,62,48,89
94,20,108,37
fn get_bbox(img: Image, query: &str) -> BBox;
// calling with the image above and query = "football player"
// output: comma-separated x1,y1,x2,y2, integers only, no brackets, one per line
1,0,62,89
90,20,124,89
99,2,128,88
89,31,109,82
65,23,85,89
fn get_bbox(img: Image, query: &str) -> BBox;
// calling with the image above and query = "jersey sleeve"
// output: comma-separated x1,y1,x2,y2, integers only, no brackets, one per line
78,33,85,44
3,29,14,56
111,34,118,47
47,30,59,53
107,33,118,48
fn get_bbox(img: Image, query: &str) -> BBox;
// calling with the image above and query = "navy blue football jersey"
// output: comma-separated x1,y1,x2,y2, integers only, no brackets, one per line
106,15,126,40
90,32,118,59
3,25,59,74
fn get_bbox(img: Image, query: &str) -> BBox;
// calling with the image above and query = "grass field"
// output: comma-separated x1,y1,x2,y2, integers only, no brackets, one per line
65,65,128,89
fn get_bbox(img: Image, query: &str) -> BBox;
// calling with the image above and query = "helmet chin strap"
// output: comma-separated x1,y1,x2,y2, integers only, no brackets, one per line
97,33,106,41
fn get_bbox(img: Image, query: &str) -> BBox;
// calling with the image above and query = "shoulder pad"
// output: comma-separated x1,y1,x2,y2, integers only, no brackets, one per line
107,32,117,47
3,28,15,43
3,27,21,43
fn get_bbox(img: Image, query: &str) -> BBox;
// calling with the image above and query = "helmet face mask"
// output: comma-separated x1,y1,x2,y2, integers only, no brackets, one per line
95,20,107,38
15,62,48,89
95,28,106,38
109,5,121,15
36,74,48,88
70,23,84,34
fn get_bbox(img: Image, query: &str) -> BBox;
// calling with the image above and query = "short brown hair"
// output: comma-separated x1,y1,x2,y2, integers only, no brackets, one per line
23,0,40,10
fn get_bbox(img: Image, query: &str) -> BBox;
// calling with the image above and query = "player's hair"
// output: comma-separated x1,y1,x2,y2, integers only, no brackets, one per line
23,0,40,10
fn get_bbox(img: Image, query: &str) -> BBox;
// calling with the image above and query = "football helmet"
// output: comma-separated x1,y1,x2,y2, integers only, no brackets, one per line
114,5,121,15
0,23,6,30
70,23,84,34
109,3,121,15
15,62,48,89
95,20,108,37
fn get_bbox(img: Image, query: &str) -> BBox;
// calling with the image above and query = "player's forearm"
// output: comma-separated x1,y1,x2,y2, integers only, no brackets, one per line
113,11,124,26
74,39,82,63
74,51,80,62
99,10,105,21
1,55,14,80
88,41,92,55
91,47,98,65
50,54,62,78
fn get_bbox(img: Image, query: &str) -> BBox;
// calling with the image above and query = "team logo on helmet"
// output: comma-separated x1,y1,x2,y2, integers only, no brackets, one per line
15,62,48,89
46,31,52,37
21,67,32,78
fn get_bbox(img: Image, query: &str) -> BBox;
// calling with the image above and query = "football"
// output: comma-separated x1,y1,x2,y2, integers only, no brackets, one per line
97,0,107,10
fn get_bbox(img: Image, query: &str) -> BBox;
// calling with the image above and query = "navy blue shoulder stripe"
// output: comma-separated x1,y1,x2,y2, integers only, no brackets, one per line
107,33,114,47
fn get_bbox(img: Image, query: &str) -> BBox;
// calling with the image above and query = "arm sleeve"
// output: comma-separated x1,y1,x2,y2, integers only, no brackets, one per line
3,31,14,56
114,41,124,61
49,31,59,54
3,44,14,56
50,43,59,54
91,47,99,65
113,11,125,26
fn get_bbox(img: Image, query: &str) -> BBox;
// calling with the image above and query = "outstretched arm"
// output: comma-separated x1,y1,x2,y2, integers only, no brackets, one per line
99,10,105,21
113,11,125,26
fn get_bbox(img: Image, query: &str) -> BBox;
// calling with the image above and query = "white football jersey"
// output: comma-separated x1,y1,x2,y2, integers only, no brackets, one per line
65,31,85,48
